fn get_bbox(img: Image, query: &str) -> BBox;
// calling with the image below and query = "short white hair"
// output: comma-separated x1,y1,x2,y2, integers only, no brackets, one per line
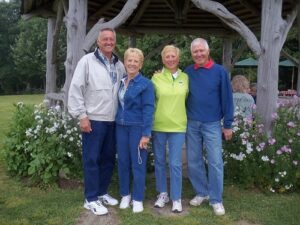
98,28,116,39
190,38,209,51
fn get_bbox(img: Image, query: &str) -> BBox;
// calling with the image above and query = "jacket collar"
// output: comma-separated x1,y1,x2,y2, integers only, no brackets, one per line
122,73,142,83
94,48,119,65
194,59,214,70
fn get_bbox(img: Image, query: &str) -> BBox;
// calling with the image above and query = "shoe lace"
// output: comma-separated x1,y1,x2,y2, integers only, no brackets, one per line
95,200,104,207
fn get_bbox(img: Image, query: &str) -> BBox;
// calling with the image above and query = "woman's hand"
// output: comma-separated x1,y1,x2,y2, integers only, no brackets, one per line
139,136,150,149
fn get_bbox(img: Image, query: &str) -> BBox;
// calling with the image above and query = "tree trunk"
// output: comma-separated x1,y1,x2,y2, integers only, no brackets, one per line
63,0,87,111
45,18,58,106
222,37,232,77
256,1,283,135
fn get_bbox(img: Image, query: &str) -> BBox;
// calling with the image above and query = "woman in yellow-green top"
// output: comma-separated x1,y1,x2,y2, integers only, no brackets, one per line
151,45,188,213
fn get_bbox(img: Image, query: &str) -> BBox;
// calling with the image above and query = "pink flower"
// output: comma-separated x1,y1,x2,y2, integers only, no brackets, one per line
280,145,292,153
271,112,278,120
268,138,276,145
270,159,275,164
259,142,266,149
297,131,300,137
287,121,296,128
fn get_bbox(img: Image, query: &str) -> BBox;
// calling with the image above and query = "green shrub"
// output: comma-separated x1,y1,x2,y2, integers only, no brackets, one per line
4,102,82,185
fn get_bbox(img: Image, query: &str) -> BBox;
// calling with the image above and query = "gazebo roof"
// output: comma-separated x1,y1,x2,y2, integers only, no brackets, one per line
21,0,296,36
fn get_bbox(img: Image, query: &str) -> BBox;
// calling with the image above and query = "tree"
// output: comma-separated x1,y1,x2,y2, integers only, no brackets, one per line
11,17,47,92
0,1,21,93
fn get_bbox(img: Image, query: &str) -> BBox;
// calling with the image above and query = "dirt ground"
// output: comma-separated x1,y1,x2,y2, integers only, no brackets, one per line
75,200,262,225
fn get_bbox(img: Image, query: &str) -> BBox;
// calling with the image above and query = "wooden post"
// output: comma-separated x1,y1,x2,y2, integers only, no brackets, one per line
45,18,57,102
222,37,232,78
128,35,136,47
257,0,298,134
63,0,87,111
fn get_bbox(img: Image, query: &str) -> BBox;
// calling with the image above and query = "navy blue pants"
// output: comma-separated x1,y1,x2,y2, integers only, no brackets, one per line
82,120,116,202
116,124,148,201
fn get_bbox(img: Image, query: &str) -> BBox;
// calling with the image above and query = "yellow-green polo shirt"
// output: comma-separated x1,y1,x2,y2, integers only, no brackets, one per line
151,68,189,132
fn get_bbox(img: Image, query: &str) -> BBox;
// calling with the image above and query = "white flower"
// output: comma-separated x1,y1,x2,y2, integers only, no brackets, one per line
261,156,269,162
275,178,279,182
17,102,24,107
25,128,33,137
69,137,74,142
269,187,275,193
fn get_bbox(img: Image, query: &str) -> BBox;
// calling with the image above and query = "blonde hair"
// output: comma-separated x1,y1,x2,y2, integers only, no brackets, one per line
161,45,180,58
124,48,144,65
232,75,250,93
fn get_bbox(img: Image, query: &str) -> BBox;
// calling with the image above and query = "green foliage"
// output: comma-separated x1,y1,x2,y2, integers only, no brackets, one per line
4,102,82,185
11,17,47,92
0,1,21,94
223,97,300,193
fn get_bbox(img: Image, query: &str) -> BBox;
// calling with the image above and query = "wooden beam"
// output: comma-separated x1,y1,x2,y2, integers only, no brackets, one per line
52,0,64,64
22,9,56,20
281,49,299,66
222,37,233,73
130,0,151,25
117,27,232,36
238,0,260,17
89,0,119,20
163,0,175,13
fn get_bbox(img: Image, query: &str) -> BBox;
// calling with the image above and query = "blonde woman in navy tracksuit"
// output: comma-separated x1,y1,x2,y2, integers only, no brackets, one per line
115,48,155,213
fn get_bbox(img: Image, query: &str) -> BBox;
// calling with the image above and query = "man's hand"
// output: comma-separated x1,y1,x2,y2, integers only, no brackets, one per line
80,117,92,133
222,128,233,141
139,136,150,149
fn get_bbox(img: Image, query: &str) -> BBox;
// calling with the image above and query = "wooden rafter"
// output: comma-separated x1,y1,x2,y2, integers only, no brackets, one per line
163,0,175,13
130,0,151,25
89,0,119,20
238,0,260,17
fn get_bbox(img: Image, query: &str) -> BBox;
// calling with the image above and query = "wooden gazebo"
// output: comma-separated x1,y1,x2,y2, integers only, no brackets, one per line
21,0,300,132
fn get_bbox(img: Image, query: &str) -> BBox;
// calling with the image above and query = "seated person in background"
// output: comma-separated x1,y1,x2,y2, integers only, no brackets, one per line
250,83,257,103
231,75,255,118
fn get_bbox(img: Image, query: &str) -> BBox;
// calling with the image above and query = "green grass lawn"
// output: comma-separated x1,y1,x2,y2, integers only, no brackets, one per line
0,95,299,225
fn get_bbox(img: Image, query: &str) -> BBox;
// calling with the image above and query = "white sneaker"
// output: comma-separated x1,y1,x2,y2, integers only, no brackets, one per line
172,199,182,213
119,195,131,209
132,200,143,213
99,194,119,206
84,199,108,215
154,192,169,208
189,195,209,206
211,203,225,216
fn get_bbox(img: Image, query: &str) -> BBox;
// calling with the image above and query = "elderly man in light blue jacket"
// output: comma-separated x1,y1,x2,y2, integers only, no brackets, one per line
68,28,125,216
